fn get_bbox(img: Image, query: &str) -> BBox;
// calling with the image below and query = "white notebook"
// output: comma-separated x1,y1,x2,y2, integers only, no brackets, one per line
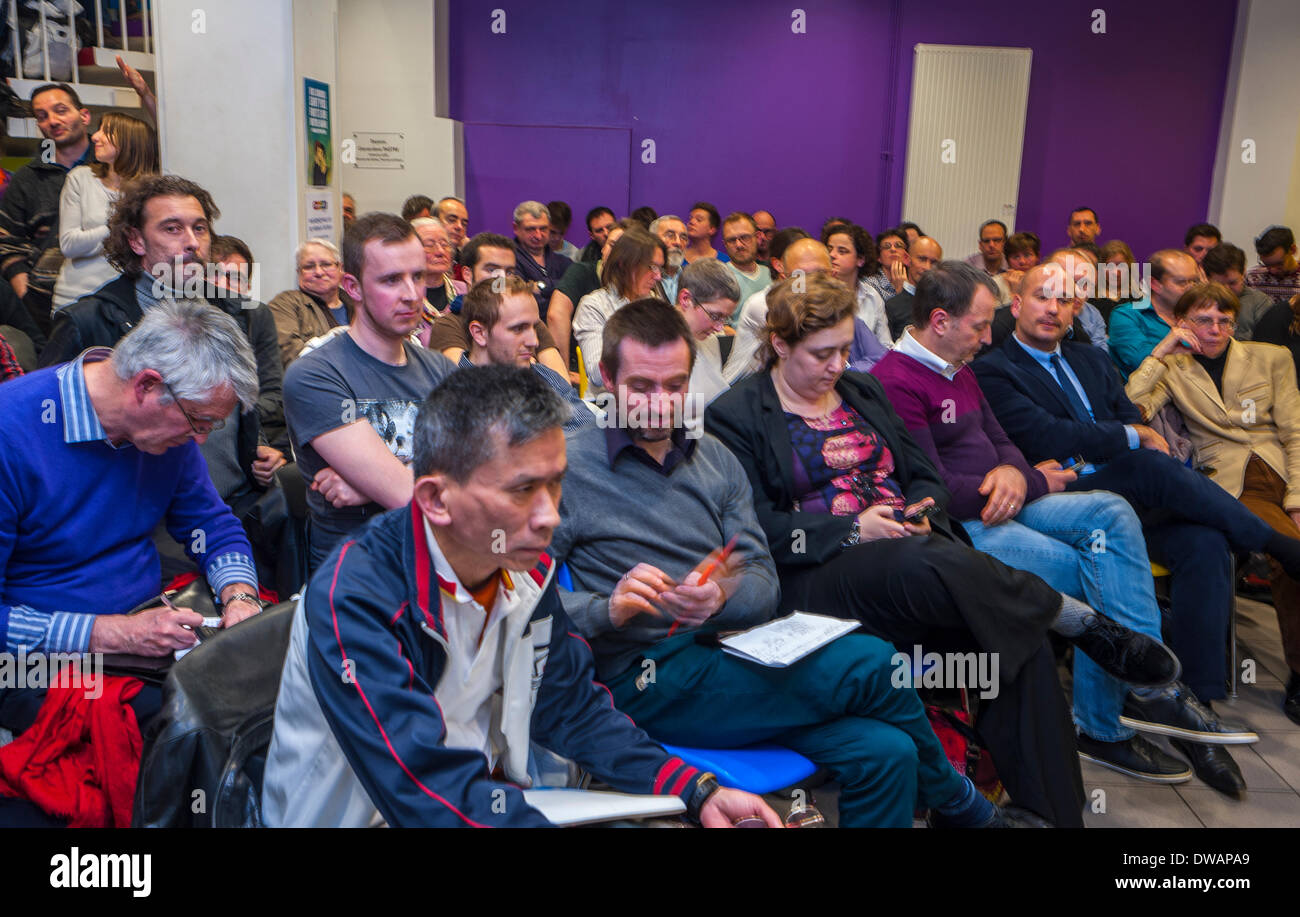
522,788,686,826
719,612,860,667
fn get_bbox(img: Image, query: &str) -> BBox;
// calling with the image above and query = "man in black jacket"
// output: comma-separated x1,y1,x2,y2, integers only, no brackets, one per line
38,175,290,590
0,83,94,344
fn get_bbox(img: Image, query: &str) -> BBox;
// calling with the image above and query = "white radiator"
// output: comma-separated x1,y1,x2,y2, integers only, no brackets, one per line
901,44,1033,259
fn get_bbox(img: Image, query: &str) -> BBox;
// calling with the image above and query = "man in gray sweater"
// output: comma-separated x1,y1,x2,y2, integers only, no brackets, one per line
548,298,1025,828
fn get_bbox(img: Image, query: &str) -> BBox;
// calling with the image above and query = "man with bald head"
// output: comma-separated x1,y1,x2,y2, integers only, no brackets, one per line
725,237,830,384
974,259,1300,794
724,237,885,383
987,248,1097,353
1109,250,1200,378
885,236,943,341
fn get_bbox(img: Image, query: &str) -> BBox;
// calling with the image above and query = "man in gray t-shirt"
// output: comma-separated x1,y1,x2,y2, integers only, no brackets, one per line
283,214,456,569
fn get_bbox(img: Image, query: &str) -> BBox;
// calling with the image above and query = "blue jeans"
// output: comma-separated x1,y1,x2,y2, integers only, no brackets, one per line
961,490,1164,742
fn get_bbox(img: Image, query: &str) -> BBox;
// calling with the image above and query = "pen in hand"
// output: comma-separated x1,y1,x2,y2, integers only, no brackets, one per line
666,535,741,637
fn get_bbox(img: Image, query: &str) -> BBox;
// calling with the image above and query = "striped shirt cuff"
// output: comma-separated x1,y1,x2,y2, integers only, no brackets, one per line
6,606,94,655
206,551,259,598
1124,425,1140,450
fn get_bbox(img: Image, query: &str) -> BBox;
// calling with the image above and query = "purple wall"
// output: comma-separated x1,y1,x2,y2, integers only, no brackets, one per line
450,0,1236,261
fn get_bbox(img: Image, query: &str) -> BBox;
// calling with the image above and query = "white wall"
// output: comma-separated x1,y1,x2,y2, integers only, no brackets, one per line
337,0,461,217
154,0,340,299
1209,0,1300,251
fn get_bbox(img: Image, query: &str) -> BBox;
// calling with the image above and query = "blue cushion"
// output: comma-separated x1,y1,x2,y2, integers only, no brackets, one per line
660,743,817,795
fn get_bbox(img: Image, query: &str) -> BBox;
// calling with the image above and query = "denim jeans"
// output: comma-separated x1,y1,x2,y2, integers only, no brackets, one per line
962,490,1164,742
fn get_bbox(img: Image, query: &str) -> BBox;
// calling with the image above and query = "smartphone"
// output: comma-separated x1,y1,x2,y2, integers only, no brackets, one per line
1060,455,1087,470
903,500,936,522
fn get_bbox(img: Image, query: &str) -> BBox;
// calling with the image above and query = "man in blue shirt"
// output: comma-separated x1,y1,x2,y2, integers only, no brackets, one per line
1108,250,1199,378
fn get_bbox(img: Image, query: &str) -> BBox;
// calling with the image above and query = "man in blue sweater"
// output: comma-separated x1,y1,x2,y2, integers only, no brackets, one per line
0,300,262,822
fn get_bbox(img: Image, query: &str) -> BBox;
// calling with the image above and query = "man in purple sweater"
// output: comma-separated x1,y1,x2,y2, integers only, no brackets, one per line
0,300,263,823
873,261,1255,788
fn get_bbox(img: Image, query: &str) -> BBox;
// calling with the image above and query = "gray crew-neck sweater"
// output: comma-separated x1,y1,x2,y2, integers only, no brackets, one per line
550,425,780,681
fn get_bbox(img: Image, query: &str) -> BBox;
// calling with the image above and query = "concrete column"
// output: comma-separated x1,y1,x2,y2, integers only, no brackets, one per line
1209,0,1300,251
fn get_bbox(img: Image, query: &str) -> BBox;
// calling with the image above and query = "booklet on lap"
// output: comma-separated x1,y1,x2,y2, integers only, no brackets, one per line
719,612,859,667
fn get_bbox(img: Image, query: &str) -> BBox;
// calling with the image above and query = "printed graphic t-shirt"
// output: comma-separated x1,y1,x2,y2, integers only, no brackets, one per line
284,330,456,558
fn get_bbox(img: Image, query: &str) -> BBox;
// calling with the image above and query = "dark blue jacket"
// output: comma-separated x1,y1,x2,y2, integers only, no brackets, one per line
277,501,700,827
973,335,1140,465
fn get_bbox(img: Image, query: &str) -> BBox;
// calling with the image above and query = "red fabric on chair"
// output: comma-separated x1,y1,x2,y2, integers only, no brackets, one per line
0,673,144,828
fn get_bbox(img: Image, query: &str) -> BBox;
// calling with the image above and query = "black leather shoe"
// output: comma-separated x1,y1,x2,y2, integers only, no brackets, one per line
1171,739,1246,798
1120,686,1258,745
1077,732,1193,783
1285,672,1300,727
1068,612,1180,687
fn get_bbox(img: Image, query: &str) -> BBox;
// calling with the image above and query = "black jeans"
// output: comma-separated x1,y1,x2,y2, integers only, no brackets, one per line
779,534,1086,827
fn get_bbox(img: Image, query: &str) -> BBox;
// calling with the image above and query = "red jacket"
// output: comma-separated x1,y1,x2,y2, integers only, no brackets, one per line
0,673,143,827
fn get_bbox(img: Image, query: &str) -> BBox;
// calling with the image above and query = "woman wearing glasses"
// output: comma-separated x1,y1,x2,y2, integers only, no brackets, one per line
572,227,667,394
1127,282,1300,725
704,272,1157,826
268,239,355,369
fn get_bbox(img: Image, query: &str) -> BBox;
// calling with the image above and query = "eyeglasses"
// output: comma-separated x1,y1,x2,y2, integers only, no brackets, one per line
299,260,339,272
1188,316,1236,331
723,233,755,246
647,263,664,277
421,238,452,251
164,381,225,434
698,303,732,325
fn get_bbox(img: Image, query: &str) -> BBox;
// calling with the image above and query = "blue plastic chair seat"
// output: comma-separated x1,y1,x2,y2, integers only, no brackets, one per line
660,743,817,795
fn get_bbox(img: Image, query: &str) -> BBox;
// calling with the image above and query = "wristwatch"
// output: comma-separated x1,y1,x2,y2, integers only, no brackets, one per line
223,591,263,610
685,771,721,822
840,520,861,549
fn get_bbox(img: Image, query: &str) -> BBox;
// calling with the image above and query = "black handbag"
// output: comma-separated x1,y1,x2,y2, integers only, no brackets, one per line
100,578,220,685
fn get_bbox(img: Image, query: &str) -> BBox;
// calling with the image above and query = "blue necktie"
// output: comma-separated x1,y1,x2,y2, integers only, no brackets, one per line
1049,353,1092,423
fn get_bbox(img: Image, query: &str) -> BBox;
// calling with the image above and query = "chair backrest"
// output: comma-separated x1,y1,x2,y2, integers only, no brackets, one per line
132,601,296,828
575,345,589,399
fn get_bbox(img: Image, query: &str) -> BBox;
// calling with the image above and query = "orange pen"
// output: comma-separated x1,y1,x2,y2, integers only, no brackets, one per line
667,534,740,637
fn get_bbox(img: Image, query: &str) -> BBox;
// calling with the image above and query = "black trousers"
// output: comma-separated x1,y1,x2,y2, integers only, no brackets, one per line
780,535,1086,828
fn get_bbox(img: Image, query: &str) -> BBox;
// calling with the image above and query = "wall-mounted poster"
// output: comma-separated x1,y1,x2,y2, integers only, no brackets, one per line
305,78,332,187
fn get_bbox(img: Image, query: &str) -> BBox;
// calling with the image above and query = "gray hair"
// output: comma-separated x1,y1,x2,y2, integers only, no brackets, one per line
512,200,550,224
413,365,569,482
295,238,341,269
112,299,259,411
410,216,445,233
648,214,685,236
680,258,741,305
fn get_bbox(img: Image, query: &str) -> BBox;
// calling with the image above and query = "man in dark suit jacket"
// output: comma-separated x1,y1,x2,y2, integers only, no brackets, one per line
974,263,1300,792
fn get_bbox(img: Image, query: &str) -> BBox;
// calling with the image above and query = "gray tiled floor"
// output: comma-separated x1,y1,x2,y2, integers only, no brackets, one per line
1082,596,1300,828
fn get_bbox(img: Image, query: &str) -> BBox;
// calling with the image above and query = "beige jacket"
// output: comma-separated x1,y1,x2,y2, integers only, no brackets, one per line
268,288,353,369
1125,340,1300,507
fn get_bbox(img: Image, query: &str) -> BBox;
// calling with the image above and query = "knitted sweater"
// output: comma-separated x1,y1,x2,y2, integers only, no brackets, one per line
549,425,780,681
0,365,255,649
871,350,1046,521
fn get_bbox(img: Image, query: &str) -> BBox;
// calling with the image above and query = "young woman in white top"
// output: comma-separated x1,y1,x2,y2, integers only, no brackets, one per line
825,222,890,346
53,111,158,311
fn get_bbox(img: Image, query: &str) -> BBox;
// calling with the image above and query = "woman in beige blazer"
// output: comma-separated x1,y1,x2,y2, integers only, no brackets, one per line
1126,282,1300,724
